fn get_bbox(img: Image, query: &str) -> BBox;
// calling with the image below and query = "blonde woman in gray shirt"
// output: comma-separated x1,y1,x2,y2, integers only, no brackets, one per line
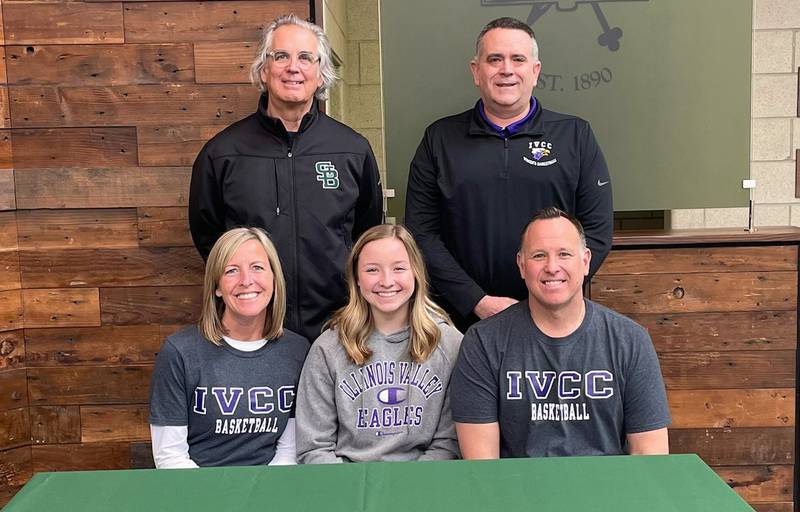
296,224,462,463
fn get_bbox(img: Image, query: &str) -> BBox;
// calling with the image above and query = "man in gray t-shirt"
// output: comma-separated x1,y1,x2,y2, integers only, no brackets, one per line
451,207,670,458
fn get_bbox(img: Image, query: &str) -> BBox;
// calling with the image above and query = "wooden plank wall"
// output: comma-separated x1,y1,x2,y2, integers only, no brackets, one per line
0,0,309,505
0,2,793,509
593,244,797,512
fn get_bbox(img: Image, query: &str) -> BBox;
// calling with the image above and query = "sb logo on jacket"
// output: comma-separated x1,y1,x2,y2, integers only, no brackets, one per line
315,161,340,189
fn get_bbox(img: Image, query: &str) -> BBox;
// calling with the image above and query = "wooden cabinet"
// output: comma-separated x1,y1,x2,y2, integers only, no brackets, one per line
591,228,799,512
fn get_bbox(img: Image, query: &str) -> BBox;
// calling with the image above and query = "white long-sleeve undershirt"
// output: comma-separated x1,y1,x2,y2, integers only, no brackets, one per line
150,336,297,468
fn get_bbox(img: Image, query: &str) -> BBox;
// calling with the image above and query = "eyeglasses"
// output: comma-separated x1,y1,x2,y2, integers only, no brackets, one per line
266,50,320,69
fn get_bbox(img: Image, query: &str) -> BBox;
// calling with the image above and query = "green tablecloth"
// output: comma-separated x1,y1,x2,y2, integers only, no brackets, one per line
4,454,753,511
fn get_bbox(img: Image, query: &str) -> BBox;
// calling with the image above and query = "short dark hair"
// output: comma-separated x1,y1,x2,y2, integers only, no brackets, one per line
518,207,587,252
475,17,537,56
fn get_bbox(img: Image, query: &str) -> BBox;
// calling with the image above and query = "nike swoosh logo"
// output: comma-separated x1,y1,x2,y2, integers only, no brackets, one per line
597,180,609,187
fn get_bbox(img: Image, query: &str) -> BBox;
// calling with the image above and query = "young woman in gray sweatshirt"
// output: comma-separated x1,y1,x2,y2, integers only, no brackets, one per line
296,224,463,463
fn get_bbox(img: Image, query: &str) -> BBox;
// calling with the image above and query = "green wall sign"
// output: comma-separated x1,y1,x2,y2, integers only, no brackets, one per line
381,0,752,218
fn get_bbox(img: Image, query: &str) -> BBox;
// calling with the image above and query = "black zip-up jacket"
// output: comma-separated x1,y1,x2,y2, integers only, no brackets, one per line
189,95,383,341
405,100,612,324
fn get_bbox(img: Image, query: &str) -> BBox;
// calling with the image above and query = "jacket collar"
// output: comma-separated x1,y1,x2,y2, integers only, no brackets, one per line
468,97,545,138
256,93,319,136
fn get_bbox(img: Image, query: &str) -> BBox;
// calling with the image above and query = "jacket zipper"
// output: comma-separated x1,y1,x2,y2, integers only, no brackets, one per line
288,140,301,332
274,162,281,215
503,136,509,177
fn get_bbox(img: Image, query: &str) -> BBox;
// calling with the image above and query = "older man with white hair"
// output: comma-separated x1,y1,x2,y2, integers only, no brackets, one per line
189,14,383,342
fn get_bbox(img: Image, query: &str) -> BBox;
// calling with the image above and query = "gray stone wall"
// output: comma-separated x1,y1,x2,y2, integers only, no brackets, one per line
672,0,800,228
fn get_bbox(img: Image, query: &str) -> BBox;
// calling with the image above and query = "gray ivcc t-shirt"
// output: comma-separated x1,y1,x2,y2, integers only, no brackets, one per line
451,300,671,457
149,325,310,466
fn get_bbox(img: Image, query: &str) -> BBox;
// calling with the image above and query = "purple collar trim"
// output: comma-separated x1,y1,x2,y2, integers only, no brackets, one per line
478,97,537,136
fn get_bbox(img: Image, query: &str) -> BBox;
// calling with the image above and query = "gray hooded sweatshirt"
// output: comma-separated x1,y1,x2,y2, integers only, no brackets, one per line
296,319,462,463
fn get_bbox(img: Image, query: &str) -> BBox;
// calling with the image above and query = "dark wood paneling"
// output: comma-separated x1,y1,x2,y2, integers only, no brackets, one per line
17,209,139,250
613,227,800,246
592,272,797,314
0,330,25,371
9,85,258,127
81,404,149,442
660,351,795,389
136,125,222,166
22,288,101,328
27,366,152,405
0,217,15,272
0,290,23,332
25,325,161,367
0,88,10,129
0,251,20,293
0,45,6,85
29,405,80,444
751,503,793,512
130,441,155,469
715,465,793,503
669,428,794,466
32,442,129,472
632,311,796,352
0,220,14,268
123,1,306,42
194,41,254,83
137,207,192,247
4,3,124,45
668,389,794,428
101,285,202,325
598,246,797,275
14,167,190,209
160,324,188,339
20,248,203,288
0,169,14,211
0,212,17,250
0,370,28,411
0,407,30,450
0,0,319,503
11,128,138,169
0,131,12,169
597,238,800,510
6,44,194,85
0,447,32,505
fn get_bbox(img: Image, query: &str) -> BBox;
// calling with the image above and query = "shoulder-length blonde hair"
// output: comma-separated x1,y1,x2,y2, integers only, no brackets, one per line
327,224,452,365
198,227,286,344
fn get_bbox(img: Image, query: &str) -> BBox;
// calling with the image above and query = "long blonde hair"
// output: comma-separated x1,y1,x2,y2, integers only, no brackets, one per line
198,228,286,344
327,224,451,365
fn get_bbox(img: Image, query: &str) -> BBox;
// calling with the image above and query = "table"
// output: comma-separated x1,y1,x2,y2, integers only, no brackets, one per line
4,454,754,511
